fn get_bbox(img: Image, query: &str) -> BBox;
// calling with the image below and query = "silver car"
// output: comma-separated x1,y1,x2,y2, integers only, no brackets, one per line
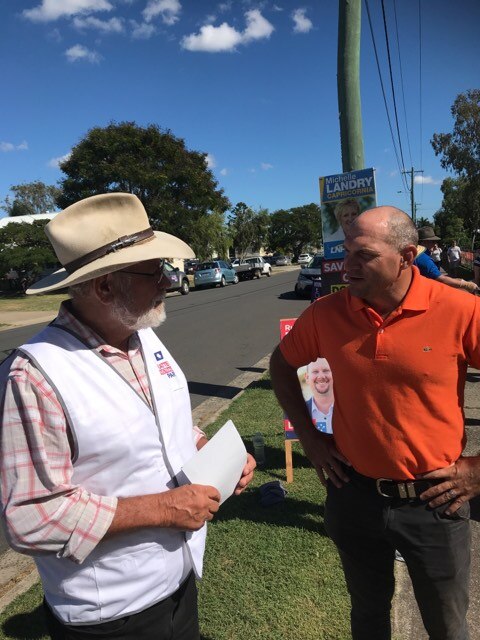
194,260,239,289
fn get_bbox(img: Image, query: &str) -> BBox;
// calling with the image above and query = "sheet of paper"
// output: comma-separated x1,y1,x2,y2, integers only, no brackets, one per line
176,420,247,504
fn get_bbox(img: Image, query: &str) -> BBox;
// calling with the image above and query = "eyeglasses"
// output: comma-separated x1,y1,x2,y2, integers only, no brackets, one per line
118,260,166,283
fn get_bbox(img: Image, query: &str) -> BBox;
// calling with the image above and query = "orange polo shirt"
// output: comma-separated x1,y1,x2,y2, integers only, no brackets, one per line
280,267,480,479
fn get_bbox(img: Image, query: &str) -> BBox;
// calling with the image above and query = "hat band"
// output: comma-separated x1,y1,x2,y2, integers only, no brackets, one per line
64,227,155,274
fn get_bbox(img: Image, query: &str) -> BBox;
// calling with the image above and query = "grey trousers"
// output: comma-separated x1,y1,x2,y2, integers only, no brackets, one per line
324,471,471,640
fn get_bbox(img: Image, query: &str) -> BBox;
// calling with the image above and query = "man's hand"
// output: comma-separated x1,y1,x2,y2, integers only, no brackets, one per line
234,453,256,495
163,484,220,530
300,430,350,488
418,456,480,514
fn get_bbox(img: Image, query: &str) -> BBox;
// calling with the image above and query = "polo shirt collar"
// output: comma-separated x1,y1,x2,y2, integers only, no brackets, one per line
348,266,430,313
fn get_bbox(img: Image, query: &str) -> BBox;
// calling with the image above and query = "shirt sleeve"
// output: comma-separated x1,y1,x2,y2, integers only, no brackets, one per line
414,253,441,280
0,357,117,564
279,304,323,369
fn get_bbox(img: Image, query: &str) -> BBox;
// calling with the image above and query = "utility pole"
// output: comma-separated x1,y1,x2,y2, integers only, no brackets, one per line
337,0,364,172
401,167,423,224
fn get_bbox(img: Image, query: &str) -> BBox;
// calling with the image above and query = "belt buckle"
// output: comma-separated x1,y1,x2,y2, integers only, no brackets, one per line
376,478,392,497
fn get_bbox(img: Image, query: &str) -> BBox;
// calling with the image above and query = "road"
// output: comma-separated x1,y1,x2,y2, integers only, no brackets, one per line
0,268,307,554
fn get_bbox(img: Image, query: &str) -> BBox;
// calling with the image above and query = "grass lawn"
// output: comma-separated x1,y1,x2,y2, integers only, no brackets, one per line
0,377,351,640
0,293,68,312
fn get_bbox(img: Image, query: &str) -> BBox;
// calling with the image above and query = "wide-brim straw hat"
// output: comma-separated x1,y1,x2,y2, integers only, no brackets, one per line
27,193,195,294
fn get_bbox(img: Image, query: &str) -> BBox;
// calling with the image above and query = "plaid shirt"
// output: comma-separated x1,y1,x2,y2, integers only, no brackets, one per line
0,302,203,564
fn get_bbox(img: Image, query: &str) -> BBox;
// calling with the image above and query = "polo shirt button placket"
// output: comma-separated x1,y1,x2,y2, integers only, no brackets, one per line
376,326,388,359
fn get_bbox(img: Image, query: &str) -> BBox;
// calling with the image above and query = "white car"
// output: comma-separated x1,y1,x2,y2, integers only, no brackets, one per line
297,253,312,265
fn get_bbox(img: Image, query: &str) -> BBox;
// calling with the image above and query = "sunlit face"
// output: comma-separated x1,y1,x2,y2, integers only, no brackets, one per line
110,259,171,330
306,358,333,396
339,204,360,233
343,225,404,303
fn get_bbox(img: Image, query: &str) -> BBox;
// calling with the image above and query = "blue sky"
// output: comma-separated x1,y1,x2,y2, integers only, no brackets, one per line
1,0,479,221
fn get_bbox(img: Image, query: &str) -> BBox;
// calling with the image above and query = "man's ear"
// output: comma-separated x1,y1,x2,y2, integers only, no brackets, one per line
401,244,417,267
92,273,116,304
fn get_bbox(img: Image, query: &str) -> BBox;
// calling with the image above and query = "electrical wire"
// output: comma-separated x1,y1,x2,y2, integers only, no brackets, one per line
418,0,424,206
393,0,413,167
364,0,409,195
381,0,408,181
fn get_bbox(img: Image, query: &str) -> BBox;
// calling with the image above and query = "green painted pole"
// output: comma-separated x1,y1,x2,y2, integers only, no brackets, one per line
337,0,365,172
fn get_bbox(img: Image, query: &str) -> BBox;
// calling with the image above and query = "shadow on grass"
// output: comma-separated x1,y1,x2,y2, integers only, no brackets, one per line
2,603,46,639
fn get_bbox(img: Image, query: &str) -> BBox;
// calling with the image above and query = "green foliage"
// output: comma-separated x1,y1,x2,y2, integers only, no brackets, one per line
1,181,61,217
432,91,480,247
193,210,231,260
269,203,322,256
431,90,480,179
57,122,230,249
0,220,57,280
228,202,270,258
416,217,431,228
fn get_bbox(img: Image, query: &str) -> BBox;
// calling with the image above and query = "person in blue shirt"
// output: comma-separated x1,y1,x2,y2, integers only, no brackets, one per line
414,227,478,294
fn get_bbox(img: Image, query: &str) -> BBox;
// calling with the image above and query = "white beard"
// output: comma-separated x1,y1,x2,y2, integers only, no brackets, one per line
110,275,167,331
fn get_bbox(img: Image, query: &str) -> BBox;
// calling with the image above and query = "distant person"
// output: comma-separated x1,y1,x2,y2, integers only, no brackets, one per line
334,198,361,236
447,239,462,277
431,242,442,266
415,227,478,293
305,358,334,434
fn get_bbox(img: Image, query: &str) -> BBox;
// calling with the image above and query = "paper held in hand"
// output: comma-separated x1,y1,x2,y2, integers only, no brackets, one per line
176,420,247,504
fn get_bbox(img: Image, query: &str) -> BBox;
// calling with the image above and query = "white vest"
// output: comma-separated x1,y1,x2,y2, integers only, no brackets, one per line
18,325,206,624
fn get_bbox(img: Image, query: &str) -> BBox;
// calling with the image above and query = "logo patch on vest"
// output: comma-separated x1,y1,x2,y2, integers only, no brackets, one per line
158,360,176,379
154,350,164,361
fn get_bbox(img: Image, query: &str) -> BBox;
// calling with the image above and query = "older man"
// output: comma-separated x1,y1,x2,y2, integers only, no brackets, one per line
0,193,255,640
270,206,480,640
305,358,334,434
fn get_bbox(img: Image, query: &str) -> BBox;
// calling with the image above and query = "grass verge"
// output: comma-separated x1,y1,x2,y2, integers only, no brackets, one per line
0,294,68,313
0,376,350,640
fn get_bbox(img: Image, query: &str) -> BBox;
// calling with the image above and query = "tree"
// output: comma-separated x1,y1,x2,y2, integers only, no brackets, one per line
228,203,270,258
57,122,230,249
431,90,480,179
269,203,322,257
431,91,480,248
1,181,61,217
193,210,231,260
0,220,58,285
416,217,431,229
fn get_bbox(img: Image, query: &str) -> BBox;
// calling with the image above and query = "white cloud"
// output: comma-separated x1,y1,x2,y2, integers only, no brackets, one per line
414,175,442,186
130,21,156,38
47,28,62,42
243,9,274,42
182,10,274,52
273,4,283,11
143,0,181,25
23,0,112,22
206,153,216,168
292,8,312,33
389,170,398,177
0,141,28,152
73,16,124,33
218,2,232,12
261,162,273,170
65,44,101,63
205,14,217,24
182,22,242,52
48,152,71,168
220,168,228,176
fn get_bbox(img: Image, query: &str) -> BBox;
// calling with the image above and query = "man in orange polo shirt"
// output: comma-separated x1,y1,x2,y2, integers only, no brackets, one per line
270,206,480,640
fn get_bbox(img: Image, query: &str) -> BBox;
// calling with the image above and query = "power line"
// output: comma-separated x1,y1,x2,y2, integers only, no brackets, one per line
418,0,424,206
393,0,413,167
381,0,407,176
364,0,409,195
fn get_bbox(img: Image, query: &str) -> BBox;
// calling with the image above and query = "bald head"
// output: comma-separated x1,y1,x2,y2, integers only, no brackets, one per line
348,206,418,251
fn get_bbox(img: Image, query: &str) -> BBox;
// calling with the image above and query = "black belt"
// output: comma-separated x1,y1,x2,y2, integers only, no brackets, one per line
349,469,438,500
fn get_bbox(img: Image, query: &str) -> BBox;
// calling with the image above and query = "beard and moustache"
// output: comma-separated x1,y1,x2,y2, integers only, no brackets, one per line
110,273,167,331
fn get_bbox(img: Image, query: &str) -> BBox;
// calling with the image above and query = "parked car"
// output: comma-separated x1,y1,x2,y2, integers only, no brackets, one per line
244,256,272,277
275,255,292,266
294,254,323,297
184,259,200,274
194,260,239,288
297,253,312,265
164,262,190,295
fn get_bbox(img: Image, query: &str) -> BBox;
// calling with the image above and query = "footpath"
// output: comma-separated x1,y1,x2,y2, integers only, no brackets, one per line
0,311,480,639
